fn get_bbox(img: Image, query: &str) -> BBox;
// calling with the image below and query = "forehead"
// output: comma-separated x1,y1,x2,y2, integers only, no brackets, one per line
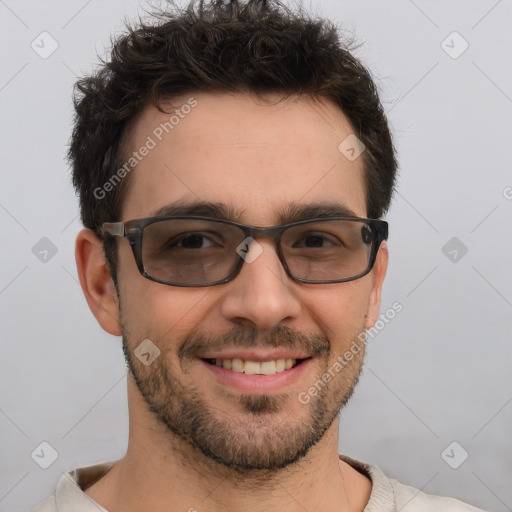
121,92,367,223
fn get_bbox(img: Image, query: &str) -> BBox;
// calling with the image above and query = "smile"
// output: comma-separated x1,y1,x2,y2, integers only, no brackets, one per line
203,358,304,375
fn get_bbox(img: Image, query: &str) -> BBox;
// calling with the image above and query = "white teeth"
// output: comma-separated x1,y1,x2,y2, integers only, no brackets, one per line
275,359,286,372
212,357,297,375
260,360,277,375
244,360,261,375
231,358,244,373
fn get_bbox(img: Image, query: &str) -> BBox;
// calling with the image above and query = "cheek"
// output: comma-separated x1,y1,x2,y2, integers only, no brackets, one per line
300,281,372,336
133,289,213,340
115,243,211,338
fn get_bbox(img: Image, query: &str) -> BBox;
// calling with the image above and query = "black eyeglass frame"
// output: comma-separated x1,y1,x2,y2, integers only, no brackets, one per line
101,215,388,287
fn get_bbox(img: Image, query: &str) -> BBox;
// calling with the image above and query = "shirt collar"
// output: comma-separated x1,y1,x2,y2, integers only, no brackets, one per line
54,456,395,511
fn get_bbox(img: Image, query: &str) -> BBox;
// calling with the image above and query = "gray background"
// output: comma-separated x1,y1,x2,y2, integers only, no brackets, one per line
0,0,511,510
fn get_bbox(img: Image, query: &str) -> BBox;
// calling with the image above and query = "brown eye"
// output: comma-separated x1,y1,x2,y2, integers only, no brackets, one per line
176,234,213,249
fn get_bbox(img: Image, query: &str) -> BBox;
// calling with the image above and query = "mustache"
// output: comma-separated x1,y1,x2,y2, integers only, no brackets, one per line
177,325,330,360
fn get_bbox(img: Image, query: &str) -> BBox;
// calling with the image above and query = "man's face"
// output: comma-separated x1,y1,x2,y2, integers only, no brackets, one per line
114,92,386,471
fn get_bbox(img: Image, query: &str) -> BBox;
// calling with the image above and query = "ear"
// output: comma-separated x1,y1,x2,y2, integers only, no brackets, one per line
365,241,389,330
75,229,121,336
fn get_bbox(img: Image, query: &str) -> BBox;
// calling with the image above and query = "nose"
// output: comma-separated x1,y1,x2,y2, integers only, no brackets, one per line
219,239,302,330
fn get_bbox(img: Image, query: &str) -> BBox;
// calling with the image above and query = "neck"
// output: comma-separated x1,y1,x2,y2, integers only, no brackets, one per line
84,378,371,512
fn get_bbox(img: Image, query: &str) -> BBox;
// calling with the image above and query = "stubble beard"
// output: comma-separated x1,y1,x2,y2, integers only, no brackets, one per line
121,320,365,473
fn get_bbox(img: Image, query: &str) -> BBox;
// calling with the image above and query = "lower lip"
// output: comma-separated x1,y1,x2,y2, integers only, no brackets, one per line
200,358,313,394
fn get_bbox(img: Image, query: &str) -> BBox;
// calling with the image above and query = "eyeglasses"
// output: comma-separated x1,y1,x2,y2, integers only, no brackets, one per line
101,215,388,287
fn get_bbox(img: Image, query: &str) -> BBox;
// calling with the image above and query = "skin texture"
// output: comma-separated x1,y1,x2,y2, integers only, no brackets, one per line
75,92,388,512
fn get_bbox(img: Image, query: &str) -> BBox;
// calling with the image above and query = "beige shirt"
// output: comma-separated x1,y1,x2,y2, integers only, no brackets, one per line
32,455,487,512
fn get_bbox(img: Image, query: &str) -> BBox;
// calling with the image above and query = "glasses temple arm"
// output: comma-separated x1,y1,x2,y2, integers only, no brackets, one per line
101,222,125,237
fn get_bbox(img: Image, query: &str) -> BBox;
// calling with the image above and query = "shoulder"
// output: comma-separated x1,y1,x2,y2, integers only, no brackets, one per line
339,454,488,512
390,478,488,511
31,494,57,512
30,460,116,512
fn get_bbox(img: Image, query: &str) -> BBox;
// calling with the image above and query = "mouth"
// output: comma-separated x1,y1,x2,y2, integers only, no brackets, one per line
199,356,313,394
201,357,309,375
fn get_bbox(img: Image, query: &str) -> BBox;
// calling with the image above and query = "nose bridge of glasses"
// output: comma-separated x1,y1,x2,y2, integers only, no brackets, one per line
231,225,288,275
244,225,283,244
238,225,291,267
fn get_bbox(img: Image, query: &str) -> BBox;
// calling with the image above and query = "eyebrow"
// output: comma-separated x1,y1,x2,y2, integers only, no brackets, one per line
151,201,244,221
278,202,359,223
150,201,360,225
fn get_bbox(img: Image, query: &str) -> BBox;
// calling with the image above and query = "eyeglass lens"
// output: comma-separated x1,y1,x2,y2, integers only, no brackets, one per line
141,218,374,285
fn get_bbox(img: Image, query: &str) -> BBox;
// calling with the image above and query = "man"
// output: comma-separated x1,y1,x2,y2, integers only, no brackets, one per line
33,0,487,510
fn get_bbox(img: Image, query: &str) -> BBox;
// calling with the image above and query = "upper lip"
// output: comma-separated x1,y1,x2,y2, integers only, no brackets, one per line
199,349,311,362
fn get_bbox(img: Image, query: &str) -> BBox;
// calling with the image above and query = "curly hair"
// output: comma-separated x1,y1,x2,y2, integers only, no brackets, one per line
69,0,398,283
